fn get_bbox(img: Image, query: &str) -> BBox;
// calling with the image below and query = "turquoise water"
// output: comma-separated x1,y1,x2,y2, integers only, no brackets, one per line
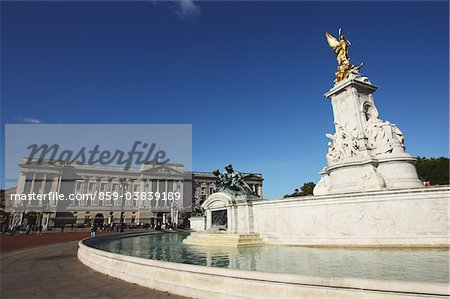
93,232,449,283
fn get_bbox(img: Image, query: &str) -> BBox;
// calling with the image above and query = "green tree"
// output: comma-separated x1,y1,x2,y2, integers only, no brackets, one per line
300,182,316,196
416,157,449,185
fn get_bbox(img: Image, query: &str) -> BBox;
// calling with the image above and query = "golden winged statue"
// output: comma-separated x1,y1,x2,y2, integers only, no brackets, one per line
325,29,362,83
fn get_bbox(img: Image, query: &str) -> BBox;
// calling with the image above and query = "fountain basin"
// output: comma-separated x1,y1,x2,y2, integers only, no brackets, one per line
78,232,449,299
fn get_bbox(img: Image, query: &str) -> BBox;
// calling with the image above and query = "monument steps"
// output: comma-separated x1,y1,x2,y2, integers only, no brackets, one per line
183,232,264,247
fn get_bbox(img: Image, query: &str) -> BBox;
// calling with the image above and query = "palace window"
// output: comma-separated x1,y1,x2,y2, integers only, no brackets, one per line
167,180,174,193
76,182,84,192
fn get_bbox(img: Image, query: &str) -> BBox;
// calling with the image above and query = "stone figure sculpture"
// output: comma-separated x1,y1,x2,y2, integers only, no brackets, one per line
192,200,205,217
325,29,362,83
211,169,225,193
212,164,254,196
326,123,361,163
326,139,339,164
192,181,205,216
365,114,405,155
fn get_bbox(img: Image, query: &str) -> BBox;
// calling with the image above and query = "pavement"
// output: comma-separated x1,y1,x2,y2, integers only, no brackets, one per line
1,236,188,298
0,231,114,252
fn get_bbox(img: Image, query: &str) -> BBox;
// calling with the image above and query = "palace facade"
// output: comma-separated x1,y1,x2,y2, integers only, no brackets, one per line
7,159,263,230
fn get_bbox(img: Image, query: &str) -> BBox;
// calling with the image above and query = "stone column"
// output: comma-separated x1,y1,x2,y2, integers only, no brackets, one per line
96,178,102,207
227,207,233,232
156,179,160,209
57,172,63,193
30,173,36,195
147,179,153,208
50,176,59,208
51,176,58,192
140,179,145,207
247,202,254,233
178,179,183,206
174,209,178,226
16,171,27,194
40,174,47,194
124,180,131,208
205,210,212,230
109,179,114,207
80,178,87,207
164,180,168,207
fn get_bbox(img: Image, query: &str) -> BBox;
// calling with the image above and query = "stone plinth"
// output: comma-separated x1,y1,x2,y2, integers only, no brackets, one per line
202,192,259,234
189,216,206,231
314,70,423,196
183,192,263,247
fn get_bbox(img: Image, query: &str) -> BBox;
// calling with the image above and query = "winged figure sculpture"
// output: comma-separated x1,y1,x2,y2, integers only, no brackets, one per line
325,29,362,83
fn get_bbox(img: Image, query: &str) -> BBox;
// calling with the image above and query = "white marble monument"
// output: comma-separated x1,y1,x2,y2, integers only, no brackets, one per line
181,30,448,248
313,70,423,195
183,192,264,247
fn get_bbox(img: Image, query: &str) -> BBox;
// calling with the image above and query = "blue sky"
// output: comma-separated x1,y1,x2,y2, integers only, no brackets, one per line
1,1,449,198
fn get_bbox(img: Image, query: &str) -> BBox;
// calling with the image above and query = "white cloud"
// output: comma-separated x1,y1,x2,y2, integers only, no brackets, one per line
173,0,201,20
21,117,42,124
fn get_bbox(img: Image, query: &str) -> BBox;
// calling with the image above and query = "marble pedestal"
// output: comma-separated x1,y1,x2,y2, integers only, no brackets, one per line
189,216,206,231
315,153,423,195
314,70,423,195
183,192,264,247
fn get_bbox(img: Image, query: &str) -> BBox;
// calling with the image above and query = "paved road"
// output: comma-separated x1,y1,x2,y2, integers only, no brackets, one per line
1,241,188,299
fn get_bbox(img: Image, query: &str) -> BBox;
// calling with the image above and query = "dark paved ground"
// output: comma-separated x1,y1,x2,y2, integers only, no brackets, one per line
1,231,112,252
1,240,188,298
0,230,157,252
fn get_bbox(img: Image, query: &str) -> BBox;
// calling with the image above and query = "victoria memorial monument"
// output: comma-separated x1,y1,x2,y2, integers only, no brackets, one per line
185,29,449,248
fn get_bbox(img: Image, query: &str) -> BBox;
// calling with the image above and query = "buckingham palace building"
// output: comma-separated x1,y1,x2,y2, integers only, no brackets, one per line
6,159,263,231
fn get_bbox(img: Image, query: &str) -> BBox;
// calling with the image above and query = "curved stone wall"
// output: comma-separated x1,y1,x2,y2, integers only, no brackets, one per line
78,234,449,299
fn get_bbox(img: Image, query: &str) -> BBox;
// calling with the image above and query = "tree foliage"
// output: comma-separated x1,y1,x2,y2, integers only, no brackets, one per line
416,157,449,185
300,182,316,196
284,181,316,198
